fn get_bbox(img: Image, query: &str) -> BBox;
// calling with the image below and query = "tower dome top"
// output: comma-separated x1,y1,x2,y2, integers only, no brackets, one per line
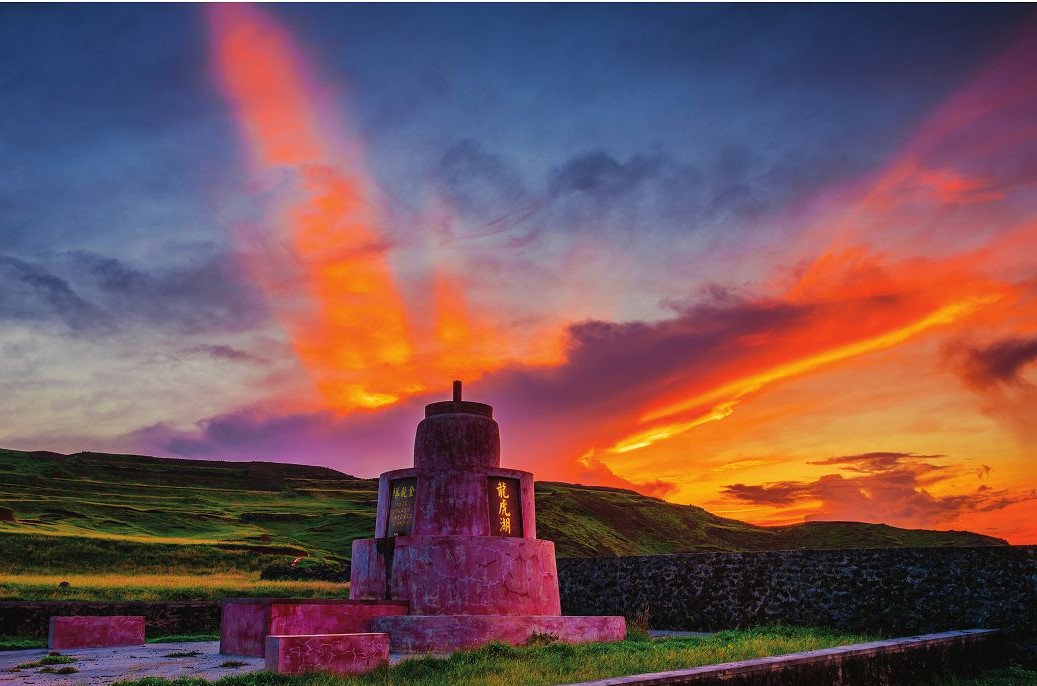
424,380,493,418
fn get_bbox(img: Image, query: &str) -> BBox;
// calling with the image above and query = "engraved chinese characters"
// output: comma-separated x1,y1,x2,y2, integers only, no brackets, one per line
386,477,417,536
487,477,523,537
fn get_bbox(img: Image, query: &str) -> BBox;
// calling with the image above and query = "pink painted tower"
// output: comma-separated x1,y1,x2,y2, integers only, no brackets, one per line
349,381,625,653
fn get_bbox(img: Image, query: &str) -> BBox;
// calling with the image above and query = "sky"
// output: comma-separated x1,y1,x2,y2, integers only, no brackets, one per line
2,4,1036,543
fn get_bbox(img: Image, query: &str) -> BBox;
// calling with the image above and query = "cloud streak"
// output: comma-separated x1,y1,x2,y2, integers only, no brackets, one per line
722,452,1034,528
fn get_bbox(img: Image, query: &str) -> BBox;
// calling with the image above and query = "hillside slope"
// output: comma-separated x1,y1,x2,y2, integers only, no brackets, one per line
0,448,1005,575
534,481,1003,556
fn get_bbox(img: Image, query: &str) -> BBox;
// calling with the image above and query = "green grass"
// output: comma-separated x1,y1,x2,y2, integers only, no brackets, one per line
16,654,76,668
0,448,1005,602
534,481,1006,556
0,635,45,651
0,572,345,601
110,626,870,686
933,664,1037,685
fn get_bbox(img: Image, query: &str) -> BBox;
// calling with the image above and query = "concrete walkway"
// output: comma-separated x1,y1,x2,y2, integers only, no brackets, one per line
0,641,263,685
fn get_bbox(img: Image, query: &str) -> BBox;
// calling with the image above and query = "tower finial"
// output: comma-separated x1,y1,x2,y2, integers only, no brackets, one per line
453,380,462,402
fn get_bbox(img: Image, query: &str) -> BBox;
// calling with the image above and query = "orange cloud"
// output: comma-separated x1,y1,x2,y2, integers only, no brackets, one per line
206,5,521,412
198,7,1037,543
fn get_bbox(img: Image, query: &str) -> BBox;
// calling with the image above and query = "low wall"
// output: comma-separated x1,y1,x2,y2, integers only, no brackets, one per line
558,546,1037,663
0,601,220,637
566,630,1001,686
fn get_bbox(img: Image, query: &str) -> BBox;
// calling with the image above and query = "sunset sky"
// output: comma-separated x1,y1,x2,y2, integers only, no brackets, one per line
2,4,1035,542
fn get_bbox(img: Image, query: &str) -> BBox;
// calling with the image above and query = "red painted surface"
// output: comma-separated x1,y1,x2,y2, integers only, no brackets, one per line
264,632,389,675
48,615,145,650
220,601,265,657
351,535,561,615
220,599,407,657
414,410,500,470
371,614,627,653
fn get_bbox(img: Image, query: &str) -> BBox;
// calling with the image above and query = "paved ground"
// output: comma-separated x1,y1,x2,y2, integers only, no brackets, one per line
0,641,263,685
0,633,712,685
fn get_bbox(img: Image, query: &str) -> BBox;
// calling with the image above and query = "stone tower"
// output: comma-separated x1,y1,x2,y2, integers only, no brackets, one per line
349,382,624,652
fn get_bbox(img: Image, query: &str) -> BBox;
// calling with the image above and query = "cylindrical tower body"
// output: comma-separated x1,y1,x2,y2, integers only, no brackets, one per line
350,384,560,615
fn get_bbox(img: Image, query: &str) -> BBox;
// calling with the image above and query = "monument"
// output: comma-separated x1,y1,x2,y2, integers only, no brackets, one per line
222,381,624,672
350,381,626,652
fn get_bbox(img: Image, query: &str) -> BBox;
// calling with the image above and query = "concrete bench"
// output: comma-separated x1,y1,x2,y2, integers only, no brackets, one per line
48,615,146,650
265,632,389,675
220,598,408,657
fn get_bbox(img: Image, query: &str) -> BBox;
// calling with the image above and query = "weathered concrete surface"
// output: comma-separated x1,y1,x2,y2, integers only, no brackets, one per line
560,630,1001,686
0,641,264,686
264,633,389,675
414,410,500,470
219,601,264,657
371,614,627,653
0,601,219,638
558,546,1037,664
351,535,561,615
220,598,408,657
48,616,145,650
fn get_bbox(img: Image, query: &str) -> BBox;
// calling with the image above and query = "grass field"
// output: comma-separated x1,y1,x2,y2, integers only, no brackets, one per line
104,626,871,686
0,448,1006,601
0,573,345,602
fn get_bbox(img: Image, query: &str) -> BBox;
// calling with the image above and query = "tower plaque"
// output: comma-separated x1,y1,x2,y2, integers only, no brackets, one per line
487,476,523,537
386,477,417,536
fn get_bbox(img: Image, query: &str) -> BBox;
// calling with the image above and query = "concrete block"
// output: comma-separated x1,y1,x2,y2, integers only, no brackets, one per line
48,615,145,650
371,614,626,653
264,632,389,675
220,599,407,657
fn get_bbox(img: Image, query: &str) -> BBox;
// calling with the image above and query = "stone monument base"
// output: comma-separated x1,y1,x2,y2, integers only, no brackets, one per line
221,598,408,657
350,535,562,615
264,632,389,675
370,614,627,653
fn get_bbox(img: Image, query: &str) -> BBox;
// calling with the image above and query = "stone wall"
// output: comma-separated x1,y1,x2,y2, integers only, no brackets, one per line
0,601,220,638
558,546,1037,663
566,630,1002,686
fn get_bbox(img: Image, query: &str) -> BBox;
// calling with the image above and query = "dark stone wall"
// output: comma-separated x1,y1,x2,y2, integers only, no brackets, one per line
568,631,1002,686
0,601,220,637
558,546,1037,663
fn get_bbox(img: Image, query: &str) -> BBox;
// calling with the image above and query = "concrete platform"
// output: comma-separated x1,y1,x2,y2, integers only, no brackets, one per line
265,632,389,675
220,598,408,657
372,613,627,653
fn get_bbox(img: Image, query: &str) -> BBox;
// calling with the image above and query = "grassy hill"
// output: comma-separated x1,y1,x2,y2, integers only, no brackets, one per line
0,448,1005,580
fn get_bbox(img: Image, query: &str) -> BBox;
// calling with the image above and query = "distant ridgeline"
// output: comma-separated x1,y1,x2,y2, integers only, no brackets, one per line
0,448,1005,576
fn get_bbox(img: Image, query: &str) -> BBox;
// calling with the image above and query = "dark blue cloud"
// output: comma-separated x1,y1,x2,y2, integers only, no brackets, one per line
1,4,1028,259
0,255,107,332
0,247,267,335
